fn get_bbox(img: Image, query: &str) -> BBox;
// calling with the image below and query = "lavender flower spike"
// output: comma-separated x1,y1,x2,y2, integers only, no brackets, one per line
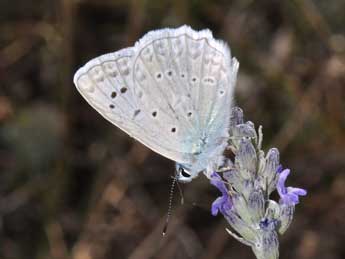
208,107,307,259
277,169,307,206
210,172,232,216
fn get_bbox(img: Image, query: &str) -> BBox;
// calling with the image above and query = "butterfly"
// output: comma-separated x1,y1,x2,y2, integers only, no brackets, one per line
73,25,239,182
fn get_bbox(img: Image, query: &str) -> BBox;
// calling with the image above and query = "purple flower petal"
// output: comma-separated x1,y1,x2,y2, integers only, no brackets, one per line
210,172,232,216
277,168,307,206
211,197,224,216
287,187,307,196
277,169,289,194
259,218,278,231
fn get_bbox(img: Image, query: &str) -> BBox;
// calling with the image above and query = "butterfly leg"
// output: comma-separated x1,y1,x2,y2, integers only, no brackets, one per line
215,156,234,173
216,166,235,173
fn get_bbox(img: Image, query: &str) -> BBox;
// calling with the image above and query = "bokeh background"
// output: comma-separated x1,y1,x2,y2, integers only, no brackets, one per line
1,0,344,258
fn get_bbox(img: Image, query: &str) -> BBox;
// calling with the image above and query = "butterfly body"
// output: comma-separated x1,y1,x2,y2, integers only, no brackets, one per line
74,25,239,182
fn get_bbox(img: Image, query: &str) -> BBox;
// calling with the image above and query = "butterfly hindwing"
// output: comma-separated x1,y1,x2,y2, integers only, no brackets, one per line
132,26,238,157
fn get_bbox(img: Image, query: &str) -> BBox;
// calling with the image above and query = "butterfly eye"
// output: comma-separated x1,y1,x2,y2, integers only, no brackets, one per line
179,167,191,178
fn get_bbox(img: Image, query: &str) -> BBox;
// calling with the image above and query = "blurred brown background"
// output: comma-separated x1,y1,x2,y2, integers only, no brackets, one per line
0,0,344,259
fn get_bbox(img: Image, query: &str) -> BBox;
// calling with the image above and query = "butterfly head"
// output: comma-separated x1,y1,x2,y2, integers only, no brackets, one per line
175,163,198,183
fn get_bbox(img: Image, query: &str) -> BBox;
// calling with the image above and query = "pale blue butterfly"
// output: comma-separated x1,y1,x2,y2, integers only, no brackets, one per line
73,25,239,182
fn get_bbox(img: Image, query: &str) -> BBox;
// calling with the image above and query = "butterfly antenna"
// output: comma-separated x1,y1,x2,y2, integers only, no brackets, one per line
162,175,177,236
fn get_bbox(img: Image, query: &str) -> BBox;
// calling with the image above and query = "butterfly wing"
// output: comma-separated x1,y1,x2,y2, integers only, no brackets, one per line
132,26,238,162
73,47,194,164
74,26,239,171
